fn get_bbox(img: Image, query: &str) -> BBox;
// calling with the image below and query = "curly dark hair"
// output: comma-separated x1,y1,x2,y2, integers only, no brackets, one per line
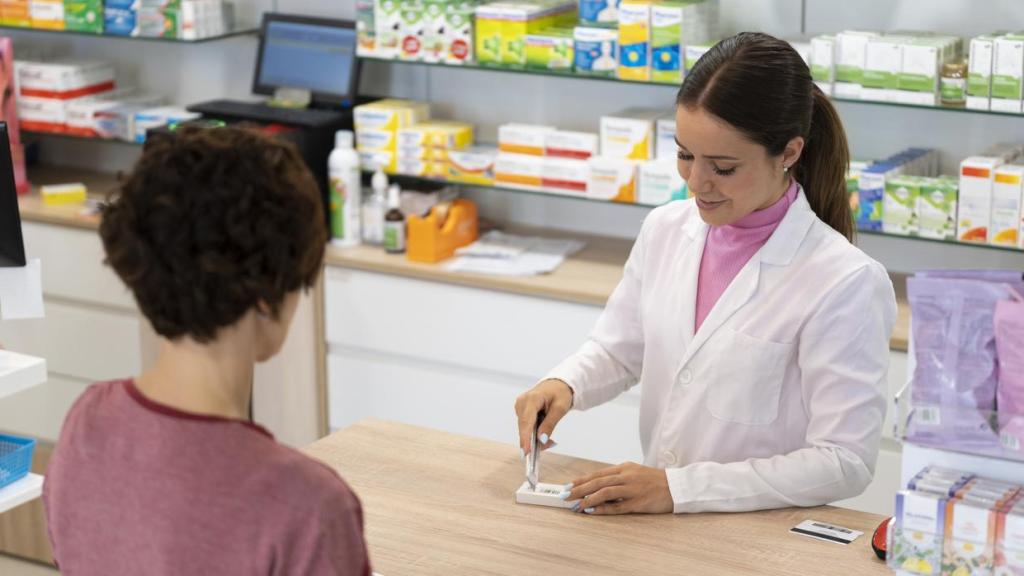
99,126,326,343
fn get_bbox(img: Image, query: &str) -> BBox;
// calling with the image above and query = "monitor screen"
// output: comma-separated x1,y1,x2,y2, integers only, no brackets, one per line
0,122,25,268
254,15,357,106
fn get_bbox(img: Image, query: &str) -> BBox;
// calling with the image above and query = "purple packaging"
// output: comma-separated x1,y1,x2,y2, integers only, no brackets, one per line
996,296,1024,454
906,275,1015,451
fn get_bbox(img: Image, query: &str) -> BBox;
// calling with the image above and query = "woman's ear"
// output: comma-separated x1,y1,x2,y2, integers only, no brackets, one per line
781,136,805,172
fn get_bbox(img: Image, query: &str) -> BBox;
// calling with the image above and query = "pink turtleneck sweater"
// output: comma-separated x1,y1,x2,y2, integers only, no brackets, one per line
695,179,798,332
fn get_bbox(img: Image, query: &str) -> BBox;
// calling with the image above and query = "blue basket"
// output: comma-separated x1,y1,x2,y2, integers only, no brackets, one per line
0,434,36,490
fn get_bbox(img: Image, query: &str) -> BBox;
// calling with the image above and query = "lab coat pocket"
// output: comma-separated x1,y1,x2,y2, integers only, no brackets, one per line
705,328,793,426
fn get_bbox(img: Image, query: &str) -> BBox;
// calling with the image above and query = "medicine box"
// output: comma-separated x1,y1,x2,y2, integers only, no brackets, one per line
420,0,446,63
525,26,574,71
541,157,589,193
355,0,375,56
617,1,650,82
498,123,555,156
684,42,710,73
578,0,618,27
64,0,102,33
375,0,401,59
574,26,617,77
649,1,681,84
16,60,115,94
1,0,32,27
655,116,676,160
104,0,138,36
600,107,663,161
587,156,636,202
810,35,835,94
958,156,1003,243
397,121,474,149
883,175,920,236
888,490,946,576
30,0,64,29
133,106,199,142
66,91,164,136
862,36,905,102
544,130,598,159
917,177,958,241
358,128,399,152
992,34,1024,113
474,1,576,68
397,0,425,61
991,164,1024,247
354,99,430,131
442,0,475,65
638,159,685,206
447,146,498,185
495,152,545,188
997,505,1024,575
967,35,997,111
834,30,879,99
358,150,396,173
942,498,998,576
856,164,889,232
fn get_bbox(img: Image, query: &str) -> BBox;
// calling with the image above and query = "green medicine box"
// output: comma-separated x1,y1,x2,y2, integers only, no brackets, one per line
64,0,104,33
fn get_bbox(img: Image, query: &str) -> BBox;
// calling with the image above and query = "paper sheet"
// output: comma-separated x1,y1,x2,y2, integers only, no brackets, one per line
447,232,586,277
0,259,45,320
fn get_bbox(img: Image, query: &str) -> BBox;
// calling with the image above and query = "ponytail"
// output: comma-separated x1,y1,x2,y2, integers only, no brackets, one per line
678,32,855,242
796,86,853,241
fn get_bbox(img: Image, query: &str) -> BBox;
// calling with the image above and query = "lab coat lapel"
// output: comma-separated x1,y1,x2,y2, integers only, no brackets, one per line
674,217,706,354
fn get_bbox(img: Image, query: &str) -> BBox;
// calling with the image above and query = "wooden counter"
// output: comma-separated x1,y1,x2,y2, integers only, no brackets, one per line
304,419,891,576
16,167,911,351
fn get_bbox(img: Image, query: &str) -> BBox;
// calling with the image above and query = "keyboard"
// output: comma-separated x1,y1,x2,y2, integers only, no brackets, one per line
187,99,348,128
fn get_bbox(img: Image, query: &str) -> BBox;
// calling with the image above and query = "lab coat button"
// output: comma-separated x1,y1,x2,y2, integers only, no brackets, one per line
679,369,692,384
662,450,677,465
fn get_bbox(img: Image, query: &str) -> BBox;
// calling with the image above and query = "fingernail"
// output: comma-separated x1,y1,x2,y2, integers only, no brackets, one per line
571,502,581,512
584,507,595,514
519,448,525,460
562,482,574,490
558,491,571,500
539,433,549,444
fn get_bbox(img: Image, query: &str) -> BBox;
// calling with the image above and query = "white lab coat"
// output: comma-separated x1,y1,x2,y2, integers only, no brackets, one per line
547,187,897,513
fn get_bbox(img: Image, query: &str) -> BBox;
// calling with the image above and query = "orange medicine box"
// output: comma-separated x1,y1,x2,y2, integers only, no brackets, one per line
406,199,479,263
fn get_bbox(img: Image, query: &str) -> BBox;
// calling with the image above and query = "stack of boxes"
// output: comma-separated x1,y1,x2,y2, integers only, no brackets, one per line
594,107,663,203
65,90,165,137
855,148,940,233
495,123,595,196
889,466,1024,576
353,99,431,174
812,31,962,105
358,0,718,83
396,120,476,179
15,59,116,133
29,0,64,29
957,144,1024,246
0,0,31,27
64,0,103,33
103,0,228,38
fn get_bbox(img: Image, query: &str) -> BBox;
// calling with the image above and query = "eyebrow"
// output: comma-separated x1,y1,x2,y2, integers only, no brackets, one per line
674,137,740,161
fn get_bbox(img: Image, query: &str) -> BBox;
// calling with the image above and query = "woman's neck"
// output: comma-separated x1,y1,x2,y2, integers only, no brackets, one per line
135,323,255,421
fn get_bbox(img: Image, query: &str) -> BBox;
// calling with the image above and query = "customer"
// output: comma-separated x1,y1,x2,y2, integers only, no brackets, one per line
44,127,371,575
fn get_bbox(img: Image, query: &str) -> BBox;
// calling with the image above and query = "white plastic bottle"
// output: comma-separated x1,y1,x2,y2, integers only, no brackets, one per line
328,130,361,246
362,163,388,244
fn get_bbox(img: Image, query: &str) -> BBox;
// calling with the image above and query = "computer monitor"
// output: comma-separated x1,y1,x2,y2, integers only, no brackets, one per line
0,122,25,268
252,13,359,108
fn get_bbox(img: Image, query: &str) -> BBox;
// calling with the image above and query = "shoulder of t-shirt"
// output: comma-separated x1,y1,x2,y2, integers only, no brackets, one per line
256,442,363,516
59,379,132,433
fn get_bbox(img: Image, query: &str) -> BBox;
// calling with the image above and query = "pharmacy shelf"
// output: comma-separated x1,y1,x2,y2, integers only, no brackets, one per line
376,170,657,208
0,473,43,515
0,25,256,44
857,229,1024,253
23,131,143,146
360,55,1024,120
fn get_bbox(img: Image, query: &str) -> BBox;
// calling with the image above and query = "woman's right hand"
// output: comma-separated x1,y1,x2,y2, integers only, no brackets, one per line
514,379,574,458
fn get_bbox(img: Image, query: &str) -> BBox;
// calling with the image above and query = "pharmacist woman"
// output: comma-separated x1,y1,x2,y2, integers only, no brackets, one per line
515,32,897,515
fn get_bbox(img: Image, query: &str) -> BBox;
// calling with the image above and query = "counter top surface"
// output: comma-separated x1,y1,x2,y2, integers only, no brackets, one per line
304,419,891,576
16,166,910,351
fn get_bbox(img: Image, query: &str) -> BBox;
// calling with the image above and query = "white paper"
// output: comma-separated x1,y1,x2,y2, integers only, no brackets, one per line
0,259,45,320
447,232,585,277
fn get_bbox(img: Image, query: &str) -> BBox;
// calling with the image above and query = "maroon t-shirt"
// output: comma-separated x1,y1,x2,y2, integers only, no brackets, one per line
44,380,371,576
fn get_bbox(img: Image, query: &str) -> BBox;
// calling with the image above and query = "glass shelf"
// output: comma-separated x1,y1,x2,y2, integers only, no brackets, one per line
360,55,1024,120
857,228,1023,254
23,131,142,145
0,25,256,43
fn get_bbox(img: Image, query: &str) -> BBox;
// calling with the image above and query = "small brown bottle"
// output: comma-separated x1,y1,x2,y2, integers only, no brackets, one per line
383,184,406,254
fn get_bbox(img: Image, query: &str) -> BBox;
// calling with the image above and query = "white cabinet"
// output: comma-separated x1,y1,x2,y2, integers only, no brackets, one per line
0,222,144,442
325,266,644,465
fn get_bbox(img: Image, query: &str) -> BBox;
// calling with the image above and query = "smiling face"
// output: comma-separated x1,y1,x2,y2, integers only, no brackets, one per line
675,105,804,226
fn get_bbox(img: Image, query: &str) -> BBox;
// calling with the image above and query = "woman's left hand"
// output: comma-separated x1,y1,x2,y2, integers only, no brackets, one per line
566,462,674,515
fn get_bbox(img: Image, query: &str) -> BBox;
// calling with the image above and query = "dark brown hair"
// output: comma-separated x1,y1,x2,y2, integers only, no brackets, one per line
100,126,326,343
677,32,853,241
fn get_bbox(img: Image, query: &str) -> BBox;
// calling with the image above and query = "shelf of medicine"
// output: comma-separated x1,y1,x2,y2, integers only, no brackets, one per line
23,131,143,146
360,55,1024,120
0,473,43,515
0,24,256,44
857,229,1024,253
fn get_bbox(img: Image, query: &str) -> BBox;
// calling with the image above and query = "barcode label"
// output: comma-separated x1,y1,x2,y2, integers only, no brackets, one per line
1002,433,1021,452
813,522,852,534
791,520,863,545
917,406,941,426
